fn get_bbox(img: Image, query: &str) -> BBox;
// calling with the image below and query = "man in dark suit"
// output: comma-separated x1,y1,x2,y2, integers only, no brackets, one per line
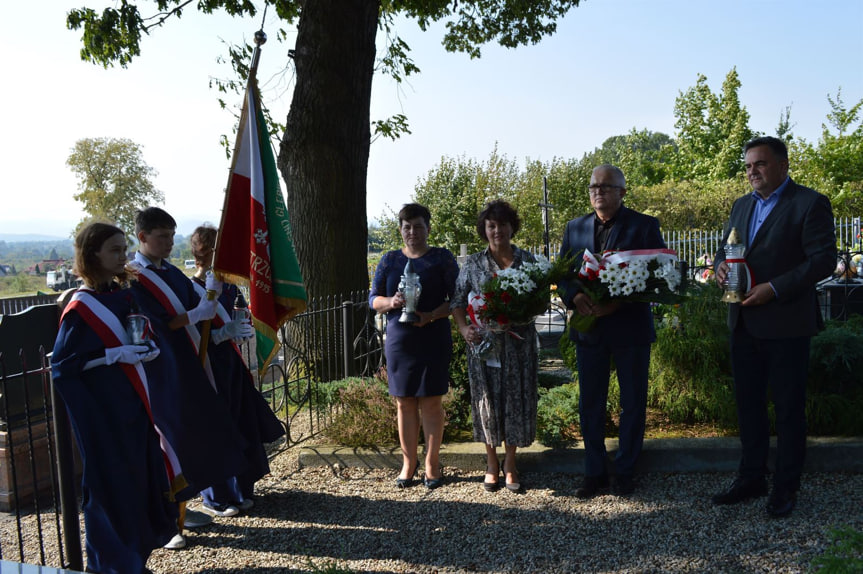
712,136,836,518
559,164,666,498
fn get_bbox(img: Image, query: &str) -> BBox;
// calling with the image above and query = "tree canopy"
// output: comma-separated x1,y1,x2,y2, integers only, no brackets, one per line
66,137,164,237
67,0,584,297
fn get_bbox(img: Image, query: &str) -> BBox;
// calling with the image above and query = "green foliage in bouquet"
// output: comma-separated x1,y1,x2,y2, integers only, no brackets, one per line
474,254,575,326
806,315,863,435
648,282,737,426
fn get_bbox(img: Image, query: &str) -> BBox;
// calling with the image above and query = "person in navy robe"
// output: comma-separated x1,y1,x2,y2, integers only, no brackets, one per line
52,222,178,574
188,224,285,516
128,207,249,547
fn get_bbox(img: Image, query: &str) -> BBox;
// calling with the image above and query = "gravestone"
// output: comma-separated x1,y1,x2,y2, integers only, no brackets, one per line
0,304,60,511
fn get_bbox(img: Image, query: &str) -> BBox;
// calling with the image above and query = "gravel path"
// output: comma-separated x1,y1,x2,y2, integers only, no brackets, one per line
139,445,861,574
2,443,861,573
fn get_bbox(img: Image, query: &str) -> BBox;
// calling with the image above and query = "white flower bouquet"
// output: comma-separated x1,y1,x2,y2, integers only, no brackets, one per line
571,248,686,332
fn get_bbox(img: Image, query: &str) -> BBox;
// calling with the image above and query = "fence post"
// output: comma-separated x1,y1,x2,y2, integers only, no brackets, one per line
341,301,354,379
50,378,82,571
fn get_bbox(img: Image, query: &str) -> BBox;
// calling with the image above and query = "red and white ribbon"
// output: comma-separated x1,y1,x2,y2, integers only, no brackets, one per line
579,248,679,277
725,257,756,291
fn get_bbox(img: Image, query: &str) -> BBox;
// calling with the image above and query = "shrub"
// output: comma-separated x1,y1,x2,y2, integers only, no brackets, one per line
809,525,863,573
320,377,397,447
319,372,469,447
558,332,578,375
649,282,737,426
447,322,472,431
806,315,863,435
537,384,581,448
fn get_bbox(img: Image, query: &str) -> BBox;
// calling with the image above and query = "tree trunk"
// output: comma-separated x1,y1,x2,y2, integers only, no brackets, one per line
278,0,378,299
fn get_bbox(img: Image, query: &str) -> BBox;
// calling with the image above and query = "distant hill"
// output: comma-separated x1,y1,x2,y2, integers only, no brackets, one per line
0,234,68,242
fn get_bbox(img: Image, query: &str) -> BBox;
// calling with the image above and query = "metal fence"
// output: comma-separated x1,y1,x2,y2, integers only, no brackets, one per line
0,295,59,316
0,290,383,570
243,289,384,447
0,348,81,570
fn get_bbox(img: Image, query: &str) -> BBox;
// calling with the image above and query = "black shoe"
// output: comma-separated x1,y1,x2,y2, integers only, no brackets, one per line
483,468,500,492
711,477,768,505
423,475,444,490
766,488,797,518
575,474,609,499
613,474,636,496
395,461,419,489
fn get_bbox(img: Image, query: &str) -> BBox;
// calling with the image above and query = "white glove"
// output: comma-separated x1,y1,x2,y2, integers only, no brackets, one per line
104,345,152,366
187,296,218,324
205,271,223,297
212,319,245,345
235,323,255,342
139,342,161,362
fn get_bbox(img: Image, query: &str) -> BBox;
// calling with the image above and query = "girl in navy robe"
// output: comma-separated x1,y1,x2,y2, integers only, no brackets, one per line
51,222,178,574
189,224,285,515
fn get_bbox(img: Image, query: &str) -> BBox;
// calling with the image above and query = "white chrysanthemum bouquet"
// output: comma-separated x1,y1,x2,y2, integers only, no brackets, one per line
572,248,686,332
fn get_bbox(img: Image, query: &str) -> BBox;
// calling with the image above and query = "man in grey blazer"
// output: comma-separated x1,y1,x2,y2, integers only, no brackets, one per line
712,136,836,517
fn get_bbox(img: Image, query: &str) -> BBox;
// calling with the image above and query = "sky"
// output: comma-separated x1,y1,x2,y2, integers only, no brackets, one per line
1,0,862,239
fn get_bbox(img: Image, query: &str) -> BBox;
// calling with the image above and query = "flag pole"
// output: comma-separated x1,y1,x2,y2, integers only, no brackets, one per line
198,257,217,367
201,29,266,368
212,23,307,377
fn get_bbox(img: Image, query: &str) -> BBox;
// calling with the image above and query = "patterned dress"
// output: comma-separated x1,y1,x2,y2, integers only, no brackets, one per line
451,246,538,447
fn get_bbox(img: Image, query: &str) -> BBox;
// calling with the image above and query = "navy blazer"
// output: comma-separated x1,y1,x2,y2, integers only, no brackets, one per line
714,179,836,339
559,205,666,347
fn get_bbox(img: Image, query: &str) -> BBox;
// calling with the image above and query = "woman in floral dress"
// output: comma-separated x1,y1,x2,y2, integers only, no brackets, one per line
451,200,538,493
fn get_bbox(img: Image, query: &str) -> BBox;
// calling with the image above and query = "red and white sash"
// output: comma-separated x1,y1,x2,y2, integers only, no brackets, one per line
134,267,218,392
62,289,183,489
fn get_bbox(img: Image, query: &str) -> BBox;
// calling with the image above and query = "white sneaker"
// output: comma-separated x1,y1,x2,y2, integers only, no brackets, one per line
163,533,186,550
201,502,239,517
236,498,254,511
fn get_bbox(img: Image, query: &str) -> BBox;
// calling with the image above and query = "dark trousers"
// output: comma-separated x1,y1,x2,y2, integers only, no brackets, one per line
730,322,810,492
576,342,651,477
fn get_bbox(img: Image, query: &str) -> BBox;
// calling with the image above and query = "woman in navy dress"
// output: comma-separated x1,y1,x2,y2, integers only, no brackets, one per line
369,204,459,489
52,222,177,574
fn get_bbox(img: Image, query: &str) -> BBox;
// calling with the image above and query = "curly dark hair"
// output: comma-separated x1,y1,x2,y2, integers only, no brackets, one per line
476,200,521,242
190,224,218,252
74,222,127,287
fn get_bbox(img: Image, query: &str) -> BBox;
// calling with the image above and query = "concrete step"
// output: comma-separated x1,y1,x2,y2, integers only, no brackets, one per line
299,436,863,474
